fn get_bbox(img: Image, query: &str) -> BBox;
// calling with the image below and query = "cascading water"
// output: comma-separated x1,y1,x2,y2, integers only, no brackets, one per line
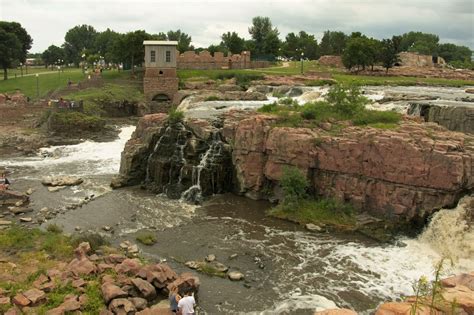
181,131,225,203
418,196,474,270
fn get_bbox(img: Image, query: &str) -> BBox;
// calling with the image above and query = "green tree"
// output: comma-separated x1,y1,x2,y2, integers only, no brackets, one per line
379,38,400,73
248,16,281,58
283,31,319,60
438,43,472,63
207,44,228,55
151,32,167,40
342,36,373,71
42,45,65,69
116,30,151,74
0,22,32,80
221,31,245,54
319,30,347,56
399,31,439,55
64,25,98,67
167,30,193,53
94,28,121,64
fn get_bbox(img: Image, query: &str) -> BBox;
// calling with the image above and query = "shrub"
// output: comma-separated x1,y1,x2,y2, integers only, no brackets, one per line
215,73,264,89
258,102,279,113
326,84,370,117
46,224,63,234
204,95,220,101
48,111,106,132
352,110,401,126
71,233,109,252
280,166,309,210
168,108,184,124
136,233,157,246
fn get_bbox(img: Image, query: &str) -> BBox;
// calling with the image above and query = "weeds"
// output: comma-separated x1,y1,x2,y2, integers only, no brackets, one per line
136,233,157,246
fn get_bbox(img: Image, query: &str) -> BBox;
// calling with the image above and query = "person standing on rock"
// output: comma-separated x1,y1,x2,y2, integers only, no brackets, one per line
177,289,196,315
0,172,10,190
169,286,181,314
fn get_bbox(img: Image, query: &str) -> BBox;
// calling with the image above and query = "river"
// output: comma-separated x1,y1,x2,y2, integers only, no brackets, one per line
1,86,473,314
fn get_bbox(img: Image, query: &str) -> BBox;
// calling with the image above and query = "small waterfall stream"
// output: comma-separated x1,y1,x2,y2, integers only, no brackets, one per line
181,132,224,203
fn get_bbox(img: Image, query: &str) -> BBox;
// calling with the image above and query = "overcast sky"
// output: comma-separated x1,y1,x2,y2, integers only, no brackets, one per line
1,0,473,53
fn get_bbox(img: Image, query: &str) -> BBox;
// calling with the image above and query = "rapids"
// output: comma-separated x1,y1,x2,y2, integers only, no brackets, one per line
1,85,473,313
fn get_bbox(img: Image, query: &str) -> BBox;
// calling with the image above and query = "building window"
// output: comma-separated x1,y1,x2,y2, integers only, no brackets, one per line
166,51,171,63
150,50,156,63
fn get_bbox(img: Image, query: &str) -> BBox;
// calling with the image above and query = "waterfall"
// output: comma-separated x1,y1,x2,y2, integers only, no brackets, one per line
418,196,474,268
181,132,224,203
145,126,171,182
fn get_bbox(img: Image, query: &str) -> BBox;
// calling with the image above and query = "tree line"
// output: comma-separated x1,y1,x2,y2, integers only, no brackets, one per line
1,17,472,80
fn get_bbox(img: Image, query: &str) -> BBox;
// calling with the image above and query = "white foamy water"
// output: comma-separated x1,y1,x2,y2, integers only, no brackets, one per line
1,126,135,177
211,196,473,314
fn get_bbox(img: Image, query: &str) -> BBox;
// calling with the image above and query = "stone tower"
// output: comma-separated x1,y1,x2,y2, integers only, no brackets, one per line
143,41,179,104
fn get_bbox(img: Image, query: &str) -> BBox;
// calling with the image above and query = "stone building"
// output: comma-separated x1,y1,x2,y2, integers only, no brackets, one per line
397,52,446,67
143,41,179,103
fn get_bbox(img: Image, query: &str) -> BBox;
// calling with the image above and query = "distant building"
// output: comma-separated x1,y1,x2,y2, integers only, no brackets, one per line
397,52,446,67
143,41,179,105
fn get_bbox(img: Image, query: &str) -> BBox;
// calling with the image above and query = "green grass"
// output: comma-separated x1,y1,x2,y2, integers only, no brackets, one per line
63,83,144,116
0,226,74,259
204,95,220,101
178,61,474,87
136,233,157,246
269,198,356,229
259,98,401,130
48,111,106,132
0,68,138,100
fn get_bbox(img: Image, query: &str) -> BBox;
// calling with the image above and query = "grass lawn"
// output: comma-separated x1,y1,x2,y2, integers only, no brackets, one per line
178,61,474,87
2,61,473,100
0,69,134,99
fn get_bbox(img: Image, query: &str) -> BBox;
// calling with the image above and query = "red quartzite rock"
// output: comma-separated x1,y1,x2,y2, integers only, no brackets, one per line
108,298,136,314
232,115,474,220
101,282,128,304
23,288,46,304
115,258,142,275
118,112,474,220
131,278,157,300
12,293,30,307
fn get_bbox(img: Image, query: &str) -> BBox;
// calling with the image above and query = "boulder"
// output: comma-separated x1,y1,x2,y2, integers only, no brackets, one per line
23,288,46,304
67,257,96,276
108,298,136,314
41,176,84,187
168,272,200,294
442,285,474,314
115,258,142,275
130,297,148,311
12,293,30,307
131,278,157,300
142,264,178,289
228,271,244,281
101,283,128,304
441,273,474,290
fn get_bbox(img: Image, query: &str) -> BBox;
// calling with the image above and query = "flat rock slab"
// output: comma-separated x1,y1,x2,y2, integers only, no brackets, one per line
42,176,84,187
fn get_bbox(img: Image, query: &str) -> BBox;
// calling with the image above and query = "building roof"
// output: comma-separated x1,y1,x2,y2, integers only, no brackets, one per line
143,40,178,46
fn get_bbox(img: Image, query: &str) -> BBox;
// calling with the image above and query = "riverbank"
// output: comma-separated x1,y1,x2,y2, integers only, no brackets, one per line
0,226,199,314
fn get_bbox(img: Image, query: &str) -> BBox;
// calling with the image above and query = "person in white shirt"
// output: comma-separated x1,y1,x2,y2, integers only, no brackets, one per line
177,289,196,315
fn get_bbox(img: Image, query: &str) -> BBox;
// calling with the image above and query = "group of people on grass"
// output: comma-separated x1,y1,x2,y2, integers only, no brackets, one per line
169,286,196,315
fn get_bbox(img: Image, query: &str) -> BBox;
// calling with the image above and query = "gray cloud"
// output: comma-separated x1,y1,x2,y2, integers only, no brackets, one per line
1,0,472,52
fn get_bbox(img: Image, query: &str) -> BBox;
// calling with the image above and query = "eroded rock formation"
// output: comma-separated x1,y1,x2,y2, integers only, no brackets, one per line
114,111,474,221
